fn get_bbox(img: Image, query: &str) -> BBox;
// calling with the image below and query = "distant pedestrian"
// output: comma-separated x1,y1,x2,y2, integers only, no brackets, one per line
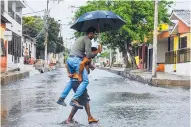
24,48,29,64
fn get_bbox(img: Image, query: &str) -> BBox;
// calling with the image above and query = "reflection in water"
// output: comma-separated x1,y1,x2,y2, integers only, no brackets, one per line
34,73,58,113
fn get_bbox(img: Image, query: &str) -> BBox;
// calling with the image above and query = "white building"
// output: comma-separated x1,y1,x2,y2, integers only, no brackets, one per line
22,34,36,60
1,0,26,70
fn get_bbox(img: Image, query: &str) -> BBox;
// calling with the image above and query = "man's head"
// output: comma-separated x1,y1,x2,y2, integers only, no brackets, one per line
86,27,96,40
91,47,98,52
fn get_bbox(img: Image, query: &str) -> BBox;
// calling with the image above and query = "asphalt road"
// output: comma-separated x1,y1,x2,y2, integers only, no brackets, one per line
1,68,190,127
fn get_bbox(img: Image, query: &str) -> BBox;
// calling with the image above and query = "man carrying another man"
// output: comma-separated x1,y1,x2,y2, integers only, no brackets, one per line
57,27,102,109
66,60,99,124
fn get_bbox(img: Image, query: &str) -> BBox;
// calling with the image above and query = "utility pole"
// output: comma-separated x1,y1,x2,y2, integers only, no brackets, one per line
152,0,158,77
110,48,112,68
44,0,49,65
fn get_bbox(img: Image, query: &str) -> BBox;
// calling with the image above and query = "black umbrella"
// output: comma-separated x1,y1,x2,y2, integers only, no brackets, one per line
70,10,126,33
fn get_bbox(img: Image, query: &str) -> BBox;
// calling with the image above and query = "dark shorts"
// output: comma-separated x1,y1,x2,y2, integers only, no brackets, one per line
71,80,90,106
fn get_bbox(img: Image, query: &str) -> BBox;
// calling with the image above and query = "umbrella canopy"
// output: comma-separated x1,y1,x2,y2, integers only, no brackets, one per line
70,10,126,33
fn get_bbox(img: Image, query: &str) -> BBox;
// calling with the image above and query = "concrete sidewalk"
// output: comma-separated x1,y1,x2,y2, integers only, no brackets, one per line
1,70,29,85
1,65,39,85
1,63,63,85
100,67,190,87
130,69,190,80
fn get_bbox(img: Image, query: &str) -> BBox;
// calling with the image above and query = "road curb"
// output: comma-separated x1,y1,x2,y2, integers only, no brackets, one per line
1,71,29,85
99,67,190,88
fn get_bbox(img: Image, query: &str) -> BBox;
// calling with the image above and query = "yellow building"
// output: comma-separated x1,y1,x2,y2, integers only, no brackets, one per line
133,10,191,76
160,10,191,76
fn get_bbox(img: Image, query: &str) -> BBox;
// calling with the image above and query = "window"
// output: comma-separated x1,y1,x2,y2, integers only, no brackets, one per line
17,37,22,57
1,38,6,57
170,38,174,51
8,41,13,55
22,46,24,57
139,47,142,59
180,37,187,49
8,33,22,57
134,47,138,56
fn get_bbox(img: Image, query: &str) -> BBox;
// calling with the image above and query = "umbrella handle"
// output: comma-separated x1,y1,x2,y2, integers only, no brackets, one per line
97,23,102,53
97,23,100,34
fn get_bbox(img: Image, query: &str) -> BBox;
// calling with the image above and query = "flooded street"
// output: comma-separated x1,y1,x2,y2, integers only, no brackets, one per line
1,68,190,127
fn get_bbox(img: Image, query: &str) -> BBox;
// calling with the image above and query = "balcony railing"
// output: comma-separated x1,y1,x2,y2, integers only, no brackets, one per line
165,48,190,64
8,12,15,19
8,7,15,19
177,48,190,63
8,7,22,24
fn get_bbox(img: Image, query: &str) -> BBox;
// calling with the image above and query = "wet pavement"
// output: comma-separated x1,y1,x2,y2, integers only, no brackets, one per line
1,68,190,127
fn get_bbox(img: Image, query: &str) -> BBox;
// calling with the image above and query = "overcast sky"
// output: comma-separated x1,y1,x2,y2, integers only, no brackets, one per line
23,0,88,48
22,0,191,48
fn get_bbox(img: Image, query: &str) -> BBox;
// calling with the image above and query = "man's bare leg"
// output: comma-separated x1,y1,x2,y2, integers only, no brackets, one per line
66,102,98,124
85,102,92,118
66,107,78,124
84,102,99,124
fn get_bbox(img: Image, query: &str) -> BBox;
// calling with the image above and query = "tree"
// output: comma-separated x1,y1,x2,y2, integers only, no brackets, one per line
22,16,44,38
23,16,45,58
22,16,64,59
99,51,110,58
55,37,65,53
72,0,173,68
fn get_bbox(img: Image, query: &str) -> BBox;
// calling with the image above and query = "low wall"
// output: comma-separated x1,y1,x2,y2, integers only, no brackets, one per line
176,62,191,76
165,63,191,76
165,64,174,74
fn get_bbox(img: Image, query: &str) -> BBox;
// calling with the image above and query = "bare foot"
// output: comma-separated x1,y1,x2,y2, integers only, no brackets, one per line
65,118,73,124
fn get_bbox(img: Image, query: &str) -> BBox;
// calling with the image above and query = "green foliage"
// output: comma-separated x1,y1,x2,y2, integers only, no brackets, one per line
73,0,173,48
99,51,110,58
71,0,173,68
22,16,64,58
23,16,44,38
47,18,64,53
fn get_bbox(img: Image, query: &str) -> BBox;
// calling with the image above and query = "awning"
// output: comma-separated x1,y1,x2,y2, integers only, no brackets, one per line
1,15,11,23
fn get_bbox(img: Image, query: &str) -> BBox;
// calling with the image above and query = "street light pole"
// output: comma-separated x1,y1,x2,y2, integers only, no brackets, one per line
152,0,158,77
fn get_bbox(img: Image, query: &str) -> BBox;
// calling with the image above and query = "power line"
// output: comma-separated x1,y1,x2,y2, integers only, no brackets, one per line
23,10,45,16
49,2,59,10
24,2,42,17
49,0,66,11
35,29,45,39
